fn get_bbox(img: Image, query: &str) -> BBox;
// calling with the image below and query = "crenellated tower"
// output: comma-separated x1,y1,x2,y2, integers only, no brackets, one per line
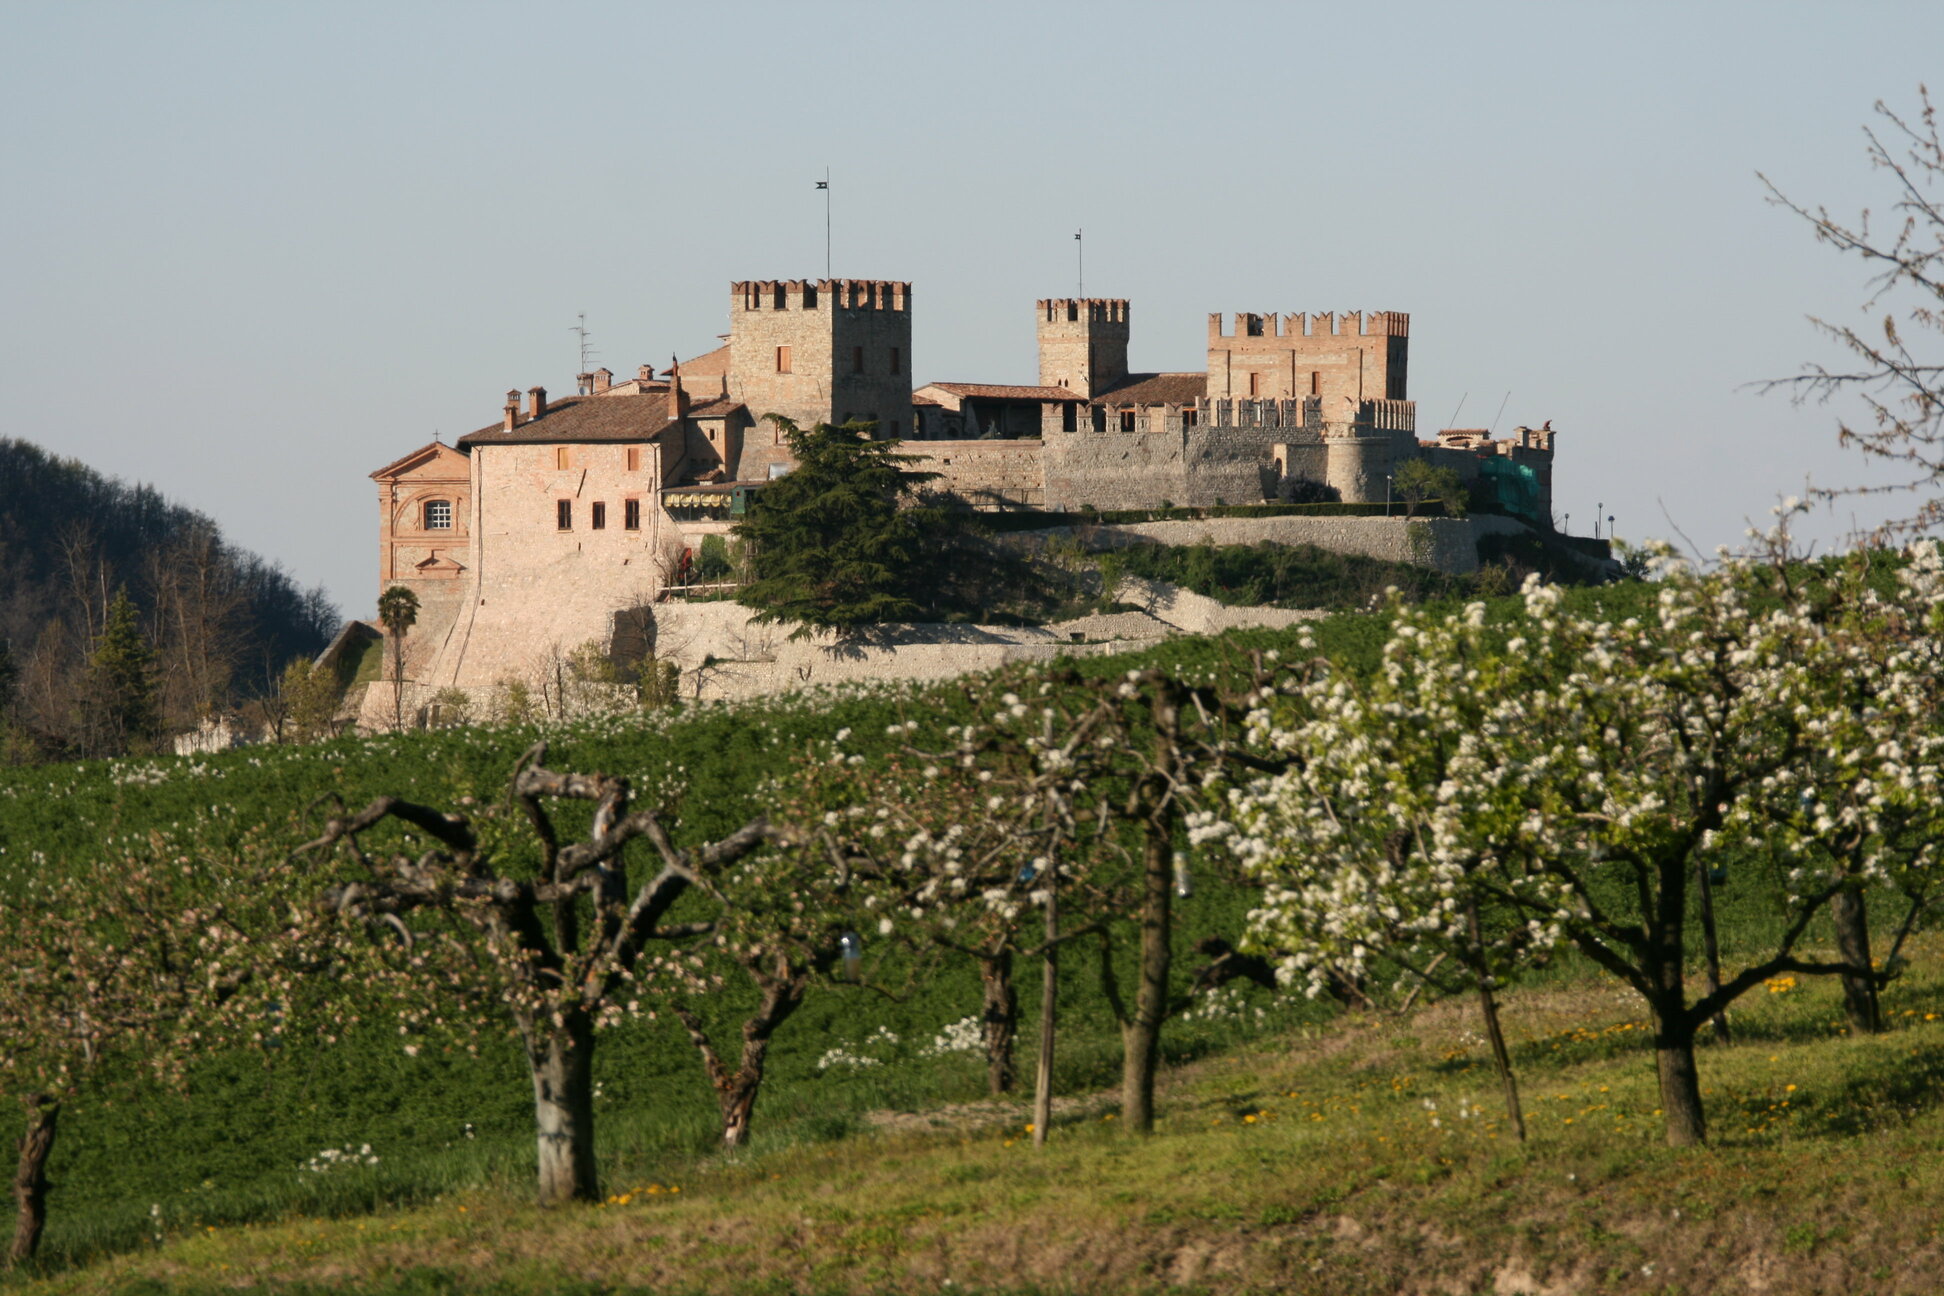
1206,310,1409,410
1036,298,1130,399
726,278,914,442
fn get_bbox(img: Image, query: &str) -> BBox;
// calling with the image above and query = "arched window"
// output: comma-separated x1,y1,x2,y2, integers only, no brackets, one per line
423,499,453,529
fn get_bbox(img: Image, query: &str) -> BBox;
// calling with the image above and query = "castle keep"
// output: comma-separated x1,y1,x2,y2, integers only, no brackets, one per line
368,279,1555,702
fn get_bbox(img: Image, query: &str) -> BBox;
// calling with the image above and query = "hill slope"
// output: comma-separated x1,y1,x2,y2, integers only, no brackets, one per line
0,438,337,758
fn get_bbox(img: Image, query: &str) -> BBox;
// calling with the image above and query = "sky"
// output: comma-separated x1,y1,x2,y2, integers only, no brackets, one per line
4,0,1942,616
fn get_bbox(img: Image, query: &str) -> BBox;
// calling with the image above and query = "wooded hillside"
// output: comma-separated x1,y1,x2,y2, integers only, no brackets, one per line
0,438,338,761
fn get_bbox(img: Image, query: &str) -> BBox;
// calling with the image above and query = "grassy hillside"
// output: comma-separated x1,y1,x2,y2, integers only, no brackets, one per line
13,573,1906,1294
16,932,1944,1295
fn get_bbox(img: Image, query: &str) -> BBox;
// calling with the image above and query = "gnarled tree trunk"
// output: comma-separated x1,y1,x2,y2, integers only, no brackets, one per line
675,959,809,1149
979,950,1018,1095
1651,998,1707,1147
1120,810,1174,1133
10,1095,59,1267
523,1014,599,1206
1831,888,1882,1034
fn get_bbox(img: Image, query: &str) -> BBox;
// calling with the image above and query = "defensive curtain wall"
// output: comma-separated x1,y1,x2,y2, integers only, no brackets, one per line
904,396,1420,512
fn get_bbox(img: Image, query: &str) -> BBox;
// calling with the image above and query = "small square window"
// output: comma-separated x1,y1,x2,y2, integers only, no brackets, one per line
624,499,641,530
591,501,606,530
423,499,452,529
556,499,572,530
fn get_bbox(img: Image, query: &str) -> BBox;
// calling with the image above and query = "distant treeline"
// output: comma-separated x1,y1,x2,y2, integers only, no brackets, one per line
0,438,338,761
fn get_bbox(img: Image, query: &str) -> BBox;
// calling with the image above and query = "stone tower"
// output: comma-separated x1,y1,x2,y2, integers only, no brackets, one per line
1206,311,1410,408
726,279,914,440
1036,298,1130,399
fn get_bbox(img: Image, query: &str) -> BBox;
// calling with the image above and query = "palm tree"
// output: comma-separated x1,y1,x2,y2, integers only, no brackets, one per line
376,585,420,731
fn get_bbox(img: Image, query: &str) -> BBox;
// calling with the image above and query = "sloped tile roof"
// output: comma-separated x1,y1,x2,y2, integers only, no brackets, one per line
922,382,1076,401
457,394,678,447
1092,372,1207,406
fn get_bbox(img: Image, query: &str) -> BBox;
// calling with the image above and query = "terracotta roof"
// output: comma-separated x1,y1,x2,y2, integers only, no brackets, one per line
1092,373,1207,407
922,382,1076,401
686,397,746,418
912,394,943,406
458,394,678,447
369,440,463,480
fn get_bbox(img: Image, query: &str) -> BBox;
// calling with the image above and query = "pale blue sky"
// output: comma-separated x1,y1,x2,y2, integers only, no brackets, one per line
3,1,1940,612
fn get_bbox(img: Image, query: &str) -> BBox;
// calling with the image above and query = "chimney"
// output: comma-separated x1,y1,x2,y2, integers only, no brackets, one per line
503,389,521,432
667,355,688,422
638,363,654,383
594,367,612,394
527,386,547,421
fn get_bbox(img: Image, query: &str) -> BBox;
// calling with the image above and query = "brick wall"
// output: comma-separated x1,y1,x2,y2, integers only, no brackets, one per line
1206,310,1409,407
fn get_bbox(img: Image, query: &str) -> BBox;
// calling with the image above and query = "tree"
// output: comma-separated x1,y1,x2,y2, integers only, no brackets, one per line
1761,87,1944,539
1226,541,1944,1147
76,589,158,757
0,851,257,1264
1392,459,1466,519
376,585,420,732
736,417,1032,638
299,743,775,1205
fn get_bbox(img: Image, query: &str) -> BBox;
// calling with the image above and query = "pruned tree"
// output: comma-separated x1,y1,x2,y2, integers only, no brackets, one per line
1225,535,1944,1147
299,743,775,1204
1761,86,1944,540
376,585,419,732
0,853,255,1265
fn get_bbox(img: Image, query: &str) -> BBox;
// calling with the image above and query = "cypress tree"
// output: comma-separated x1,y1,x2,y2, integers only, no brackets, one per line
83,589,160,755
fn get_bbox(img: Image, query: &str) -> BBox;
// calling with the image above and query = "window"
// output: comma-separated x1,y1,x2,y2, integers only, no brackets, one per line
852,346,864,374
707,424,717,443
1248,371,1263,397
1183,407,1198,428
624,498,641,530
1310,371,1320,396
1245,314,1264,337
591,501,606,530
1119,410,1136,432
803,285,818,308
626,446,640,472
775,345,792,373
555,447,570,470
889,346,901,373
556,499,572,530
423,499,452,529
772,284,786,309
1061,402,1077,432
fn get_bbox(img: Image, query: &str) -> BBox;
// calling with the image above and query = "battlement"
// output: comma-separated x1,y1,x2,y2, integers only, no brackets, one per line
1200,397,1416,435
732,279,910,312
1038,298,1130,327
1207,310,1409,340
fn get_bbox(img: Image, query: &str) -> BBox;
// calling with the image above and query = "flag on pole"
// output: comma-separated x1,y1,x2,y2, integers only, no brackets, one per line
816,180,829,189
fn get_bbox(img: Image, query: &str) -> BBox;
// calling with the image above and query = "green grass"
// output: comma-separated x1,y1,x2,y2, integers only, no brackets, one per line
1,573,1913,1293
15,936,1944,1294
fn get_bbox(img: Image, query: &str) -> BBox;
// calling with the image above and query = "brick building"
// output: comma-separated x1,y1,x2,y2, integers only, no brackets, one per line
367,276,1556,712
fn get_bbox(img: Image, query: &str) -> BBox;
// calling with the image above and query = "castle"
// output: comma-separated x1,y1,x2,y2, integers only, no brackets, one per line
369,280,1555,701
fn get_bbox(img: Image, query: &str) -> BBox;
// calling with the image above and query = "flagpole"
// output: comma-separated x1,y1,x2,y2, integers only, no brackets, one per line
824,168,831,281
1075,228,1083,297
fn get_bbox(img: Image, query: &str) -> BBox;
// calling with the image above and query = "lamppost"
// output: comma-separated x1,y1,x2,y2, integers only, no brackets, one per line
1565,512,1571,535
1385,473,1394,517
1595,501,1603,540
